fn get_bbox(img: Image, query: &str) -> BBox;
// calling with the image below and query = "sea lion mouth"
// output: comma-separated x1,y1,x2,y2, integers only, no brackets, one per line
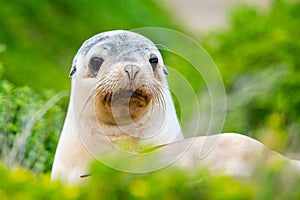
103,89,150,106
94,88,152,125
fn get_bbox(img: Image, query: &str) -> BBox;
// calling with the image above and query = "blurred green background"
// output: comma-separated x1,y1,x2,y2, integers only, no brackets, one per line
1,0,300,198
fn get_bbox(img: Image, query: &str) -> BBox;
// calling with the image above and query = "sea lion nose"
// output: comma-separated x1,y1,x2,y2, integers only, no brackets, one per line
124,65,140,81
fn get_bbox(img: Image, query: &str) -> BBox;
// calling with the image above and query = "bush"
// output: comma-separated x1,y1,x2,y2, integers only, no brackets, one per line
0,77,66,173
202,0,300,152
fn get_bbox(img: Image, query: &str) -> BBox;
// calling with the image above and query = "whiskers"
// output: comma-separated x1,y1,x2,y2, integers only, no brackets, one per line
79,79,108,120
149,79,166,111
80,75,118,118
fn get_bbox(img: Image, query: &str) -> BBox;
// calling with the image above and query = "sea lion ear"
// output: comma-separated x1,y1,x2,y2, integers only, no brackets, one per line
163,66,169,76
69,57,77,77
69,66,77,77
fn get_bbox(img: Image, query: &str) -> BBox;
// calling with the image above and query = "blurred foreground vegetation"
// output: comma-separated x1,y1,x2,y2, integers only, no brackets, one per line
0,161,299,200
1,0,300,199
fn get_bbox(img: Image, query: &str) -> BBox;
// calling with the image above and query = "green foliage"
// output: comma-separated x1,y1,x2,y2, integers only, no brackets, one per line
202,0,300,151
0,80,66,173
0,61,4,78
0,161,299,200
0,0,179,92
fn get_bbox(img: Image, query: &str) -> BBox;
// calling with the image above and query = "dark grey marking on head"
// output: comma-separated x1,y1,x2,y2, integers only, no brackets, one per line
119,32,128,42
78,34,110,56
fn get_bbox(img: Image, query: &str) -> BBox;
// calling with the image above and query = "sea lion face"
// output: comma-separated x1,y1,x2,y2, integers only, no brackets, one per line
71,31,168,126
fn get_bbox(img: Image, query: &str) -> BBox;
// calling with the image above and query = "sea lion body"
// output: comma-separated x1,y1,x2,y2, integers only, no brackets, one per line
52,30,300,184
164,133,300,178
51,30,183,183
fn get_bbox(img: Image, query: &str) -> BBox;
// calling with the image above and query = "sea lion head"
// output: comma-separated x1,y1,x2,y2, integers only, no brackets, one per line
70,30,169,126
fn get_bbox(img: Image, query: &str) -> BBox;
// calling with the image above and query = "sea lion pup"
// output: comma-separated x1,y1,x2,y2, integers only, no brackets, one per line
51,30,300,184
51,30,183,183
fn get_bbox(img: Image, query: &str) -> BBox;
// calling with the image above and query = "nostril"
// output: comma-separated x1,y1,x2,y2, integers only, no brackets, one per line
124,65,140,80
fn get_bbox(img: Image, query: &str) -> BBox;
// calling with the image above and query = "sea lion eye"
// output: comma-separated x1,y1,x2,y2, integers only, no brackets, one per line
89,56,104,73
149,54,158,71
